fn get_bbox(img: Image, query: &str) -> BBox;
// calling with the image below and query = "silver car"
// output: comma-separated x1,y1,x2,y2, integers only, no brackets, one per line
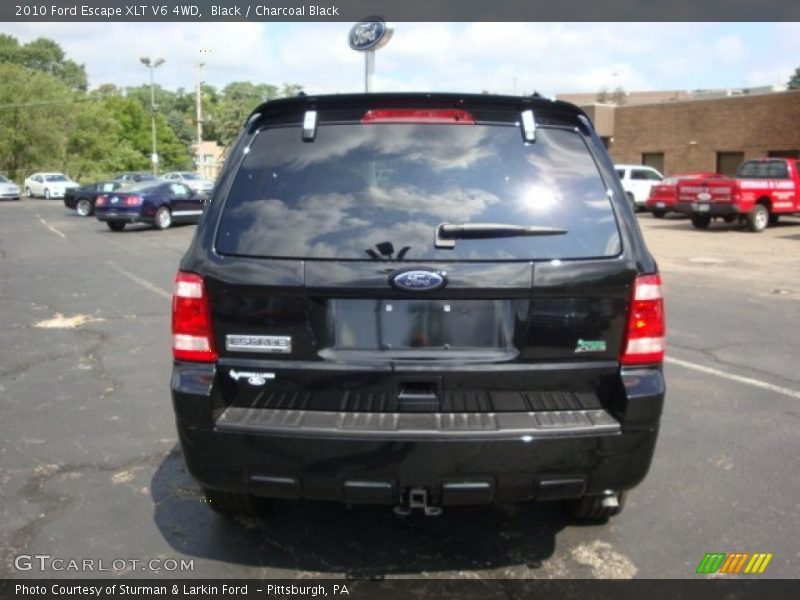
161,171,214,194
0,175,21,200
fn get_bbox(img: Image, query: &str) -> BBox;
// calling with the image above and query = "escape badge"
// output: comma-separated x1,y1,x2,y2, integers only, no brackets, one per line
574,339,607,353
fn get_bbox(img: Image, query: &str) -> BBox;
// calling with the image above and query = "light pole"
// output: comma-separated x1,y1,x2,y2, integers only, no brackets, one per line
195,61,204,177
140,56,165,175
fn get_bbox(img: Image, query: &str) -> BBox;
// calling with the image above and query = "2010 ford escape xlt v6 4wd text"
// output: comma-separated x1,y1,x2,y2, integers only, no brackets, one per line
170,93,666,522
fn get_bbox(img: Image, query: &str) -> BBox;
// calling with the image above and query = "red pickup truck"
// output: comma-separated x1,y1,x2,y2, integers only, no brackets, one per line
676,158,800,232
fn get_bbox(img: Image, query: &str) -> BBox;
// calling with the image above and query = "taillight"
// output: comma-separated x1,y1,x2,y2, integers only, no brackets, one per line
172,272,217,362
361,108,476,124
621,274,665,366
123,195,142,206
95,195,107,206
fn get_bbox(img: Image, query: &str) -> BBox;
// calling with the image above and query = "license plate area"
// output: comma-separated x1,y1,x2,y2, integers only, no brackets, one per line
327,299,515,351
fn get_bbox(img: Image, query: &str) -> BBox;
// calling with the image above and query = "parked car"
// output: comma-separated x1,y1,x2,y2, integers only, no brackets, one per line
171,93,666,522
615,165,663,211
162,171,214,194
676,158,800,232
24,172,80,199
64,180,123,217
0,175,21,201
95,181,207,231
646,172,723,218
112,171,157,183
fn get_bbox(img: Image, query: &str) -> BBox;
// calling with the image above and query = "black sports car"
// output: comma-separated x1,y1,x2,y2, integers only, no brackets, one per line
64,181,123,217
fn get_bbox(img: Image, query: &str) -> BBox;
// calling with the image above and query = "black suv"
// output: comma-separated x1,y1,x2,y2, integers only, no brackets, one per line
171,93,665,521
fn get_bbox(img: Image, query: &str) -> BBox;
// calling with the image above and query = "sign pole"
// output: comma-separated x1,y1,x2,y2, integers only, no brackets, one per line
365,50,375,93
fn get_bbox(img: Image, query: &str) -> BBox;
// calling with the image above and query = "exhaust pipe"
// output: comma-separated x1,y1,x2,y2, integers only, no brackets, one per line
600,490,620,509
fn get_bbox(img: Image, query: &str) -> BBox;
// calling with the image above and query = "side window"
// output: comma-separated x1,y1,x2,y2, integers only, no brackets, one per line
645,170,662,181
615,169,626,180
35,175,42,183
630,170,647,180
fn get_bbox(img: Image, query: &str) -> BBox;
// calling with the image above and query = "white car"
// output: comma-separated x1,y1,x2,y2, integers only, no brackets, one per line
24,172,80,199
0,175,21,201
161,171,214,194
615,165,663,211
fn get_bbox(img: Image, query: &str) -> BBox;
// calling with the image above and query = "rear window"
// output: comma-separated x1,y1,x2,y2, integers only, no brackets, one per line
631,169,661,181
737,160,789,179
217,123,620,261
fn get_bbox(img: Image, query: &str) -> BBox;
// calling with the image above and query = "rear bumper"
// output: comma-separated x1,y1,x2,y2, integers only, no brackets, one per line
675,201,740,216
646,200,675,212
171,363,664,506
95,210,148,224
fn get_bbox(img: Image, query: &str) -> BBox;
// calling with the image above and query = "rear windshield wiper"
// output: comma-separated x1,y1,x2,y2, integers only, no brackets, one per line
435,222,568,249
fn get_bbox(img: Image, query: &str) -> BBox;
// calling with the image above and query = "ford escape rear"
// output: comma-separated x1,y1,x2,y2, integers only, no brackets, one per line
170,93,666,522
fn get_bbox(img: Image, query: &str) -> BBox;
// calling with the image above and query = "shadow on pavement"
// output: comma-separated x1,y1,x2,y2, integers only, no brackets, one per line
151,446,567,577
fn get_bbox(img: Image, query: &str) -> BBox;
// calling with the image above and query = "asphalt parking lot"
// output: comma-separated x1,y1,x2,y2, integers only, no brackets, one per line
1,199,799,579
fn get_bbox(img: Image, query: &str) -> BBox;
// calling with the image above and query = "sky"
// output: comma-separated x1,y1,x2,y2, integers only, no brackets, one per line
2,22,799,96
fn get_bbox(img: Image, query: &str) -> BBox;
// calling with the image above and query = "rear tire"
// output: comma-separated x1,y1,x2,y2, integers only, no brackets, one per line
44,188,51,200
690,214,711,229
203,488,258,517
154,206,172,230
747,204,769,233
76,198,92,217
568,492,627,522
652,210,666,219
106,221,125,232
25,187,32,198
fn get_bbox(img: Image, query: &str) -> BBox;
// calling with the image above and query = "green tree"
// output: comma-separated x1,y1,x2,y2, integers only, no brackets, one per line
788,66,800,90
0,35,87,91
0,64,71,179
103,94,192,172
63,98,142,181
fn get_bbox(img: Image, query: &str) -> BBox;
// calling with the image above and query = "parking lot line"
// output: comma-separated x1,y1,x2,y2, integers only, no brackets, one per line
665,356,800,400
105,260,171,300
35,214,66,239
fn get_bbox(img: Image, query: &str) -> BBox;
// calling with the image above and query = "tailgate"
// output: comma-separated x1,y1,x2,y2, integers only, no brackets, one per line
206,256,634,414
678,177,736,204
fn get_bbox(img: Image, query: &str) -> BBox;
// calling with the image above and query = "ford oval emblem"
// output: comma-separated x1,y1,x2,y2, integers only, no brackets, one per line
348,18,388,52
390,270,447,292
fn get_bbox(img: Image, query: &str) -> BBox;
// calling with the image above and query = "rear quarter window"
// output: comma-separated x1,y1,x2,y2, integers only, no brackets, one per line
217,123,621,261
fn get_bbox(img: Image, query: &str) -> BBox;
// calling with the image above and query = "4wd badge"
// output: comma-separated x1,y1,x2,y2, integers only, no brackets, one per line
574,339,607,353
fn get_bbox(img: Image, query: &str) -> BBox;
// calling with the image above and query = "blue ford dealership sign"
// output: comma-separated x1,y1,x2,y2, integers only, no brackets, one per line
348,18,388,52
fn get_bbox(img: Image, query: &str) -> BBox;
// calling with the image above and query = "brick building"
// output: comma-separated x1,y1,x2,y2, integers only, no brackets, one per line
560,89,800,176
